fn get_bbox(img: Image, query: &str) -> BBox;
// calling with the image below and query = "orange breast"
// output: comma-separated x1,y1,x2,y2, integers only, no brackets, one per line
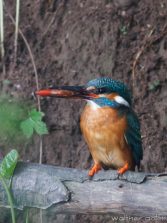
80,104,134,169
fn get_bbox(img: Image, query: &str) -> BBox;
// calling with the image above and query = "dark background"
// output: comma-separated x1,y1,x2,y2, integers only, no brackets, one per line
0,0,167,222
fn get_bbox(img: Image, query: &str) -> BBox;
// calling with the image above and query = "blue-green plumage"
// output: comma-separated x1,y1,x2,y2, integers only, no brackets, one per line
86,77,142,168
86,77,132,105
125,110,143,167
92,98,120,108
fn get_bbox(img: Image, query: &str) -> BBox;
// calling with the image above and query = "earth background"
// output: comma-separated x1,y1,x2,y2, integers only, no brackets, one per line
0,0,167,222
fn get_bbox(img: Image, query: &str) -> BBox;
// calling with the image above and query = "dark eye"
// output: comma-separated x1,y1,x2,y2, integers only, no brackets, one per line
98,87,106,94
86,86,108,94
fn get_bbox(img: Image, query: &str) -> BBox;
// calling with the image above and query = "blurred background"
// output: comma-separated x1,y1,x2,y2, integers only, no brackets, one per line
0,0,167,222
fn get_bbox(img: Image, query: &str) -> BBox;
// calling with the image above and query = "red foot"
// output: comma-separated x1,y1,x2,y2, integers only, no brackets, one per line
89,163,102,177
118,163,129,175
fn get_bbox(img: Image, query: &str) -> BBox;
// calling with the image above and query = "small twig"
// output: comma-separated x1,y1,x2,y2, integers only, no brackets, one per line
39,138,43,164
0,0,6,77
41,1,64,39
5,6,43,164
40,209,43,223
25,208,29,223
5,7,41,109
14,0,20,64
0,177,16,223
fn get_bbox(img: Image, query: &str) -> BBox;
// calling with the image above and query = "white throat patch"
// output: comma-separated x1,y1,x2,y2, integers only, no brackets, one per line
114,96,130,107
87,100,100,110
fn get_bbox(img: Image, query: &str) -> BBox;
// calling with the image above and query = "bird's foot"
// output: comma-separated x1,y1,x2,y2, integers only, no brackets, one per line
88,163,102,177
118,162,129,175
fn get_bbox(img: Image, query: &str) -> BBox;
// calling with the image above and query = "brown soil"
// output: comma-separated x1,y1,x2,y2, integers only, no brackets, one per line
1,0,167,222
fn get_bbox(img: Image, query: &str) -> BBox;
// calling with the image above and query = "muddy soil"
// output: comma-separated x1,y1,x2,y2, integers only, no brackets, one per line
0,0,167,222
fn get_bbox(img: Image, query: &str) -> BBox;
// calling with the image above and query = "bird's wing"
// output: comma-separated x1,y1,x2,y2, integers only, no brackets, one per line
125,109,143,167
93,97,143,167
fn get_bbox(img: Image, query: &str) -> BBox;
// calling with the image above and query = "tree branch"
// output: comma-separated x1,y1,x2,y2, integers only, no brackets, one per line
0,161,167,216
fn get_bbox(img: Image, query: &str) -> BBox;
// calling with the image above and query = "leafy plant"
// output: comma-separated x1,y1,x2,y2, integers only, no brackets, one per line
20,109,48,139
1,0,44,222
0,149,19,223
0,94,48,147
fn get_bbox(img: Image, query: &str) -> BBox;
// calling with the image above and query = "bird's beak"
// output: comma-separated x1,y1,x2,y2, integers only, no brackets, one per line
35,86,98,100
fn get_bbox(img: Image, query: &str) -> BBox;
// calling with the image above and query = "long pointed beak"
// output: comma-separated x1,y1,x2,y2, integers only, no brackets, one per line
35,86,98,99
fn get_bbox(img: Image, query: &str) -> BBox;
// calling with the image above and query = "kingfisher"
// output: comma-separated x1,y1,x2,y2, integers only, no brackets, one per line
36,77,143,177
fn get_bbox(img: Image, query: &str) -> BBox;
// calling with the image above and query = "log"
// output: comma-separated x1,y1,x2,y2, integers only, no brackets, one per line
0,161,167,217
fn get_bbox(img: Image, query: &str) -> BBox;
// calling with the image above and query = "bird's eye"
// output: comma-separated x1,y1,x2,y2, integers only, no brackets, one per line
86,86,107,94
98,87,106,94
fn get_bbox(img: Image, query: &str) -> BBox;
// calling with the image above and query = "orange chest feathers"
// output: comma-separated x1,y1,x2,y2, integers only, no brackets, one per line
80,103,127,143
80,103,133,169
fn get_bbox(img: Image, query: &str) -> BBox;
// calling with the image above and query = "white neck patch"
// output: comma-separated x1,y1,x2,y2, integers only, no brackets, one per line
114,96,130,107
87,100,100,110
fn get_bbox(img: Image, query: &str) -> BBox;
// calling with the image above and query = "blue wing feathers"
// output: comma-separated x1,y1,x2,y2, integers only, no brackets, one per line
125,110,143,167
92,98,143,167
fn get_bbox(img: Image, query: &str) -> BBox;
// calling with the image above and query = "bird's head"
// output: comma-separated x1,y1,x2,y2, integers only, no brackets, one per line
36,77,132,108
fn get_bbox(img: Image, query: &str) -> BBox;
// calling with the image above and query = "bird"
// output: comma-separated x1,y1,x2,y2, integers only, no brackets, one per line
35,77,143,177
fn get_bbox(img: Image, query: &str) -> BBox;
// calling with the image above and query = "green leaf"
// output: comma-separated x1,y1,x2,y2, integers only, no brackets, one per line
20,119,34,138
34,120,48,135
20,109,48,138
29,109,44,122
0,149,19,179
